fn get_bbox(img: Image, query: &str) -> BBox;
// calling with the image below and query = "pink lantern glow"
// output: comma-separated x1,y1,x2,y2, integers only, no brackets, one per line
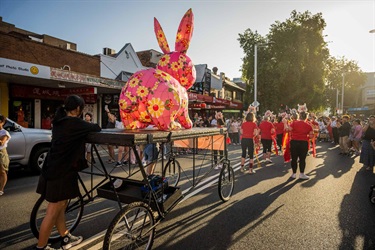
118,9,196,131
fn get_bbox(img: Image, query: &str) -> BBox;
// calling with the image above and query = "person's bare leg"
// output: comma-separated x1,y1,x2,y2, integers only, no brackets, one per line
55,200,69,236
37,200,66,248
147,162,156,175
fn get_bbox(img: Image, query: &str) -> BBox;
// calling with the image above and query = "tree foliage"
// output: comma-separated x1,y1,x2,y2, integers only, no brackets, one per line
238,10,365,114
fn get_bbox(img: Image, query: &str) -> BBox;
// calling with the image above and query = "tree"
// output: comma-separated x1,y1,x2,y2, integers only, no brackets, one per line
239,10,330,113
324,56,366,113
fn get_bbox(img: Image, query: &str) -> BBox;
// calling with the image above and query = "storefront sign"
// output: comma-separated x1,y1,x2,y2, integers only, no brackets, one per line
209,105,226,109
228,101,243,109
0,58,50,79
188,92,213,103
213,97,230,105
51,68,123,88
189,103,207,109
11,84,97,103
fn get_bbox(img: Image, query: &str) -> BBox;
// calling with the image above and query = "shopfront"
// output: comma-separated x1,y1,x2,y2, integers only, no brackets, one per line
187,92,244,120
10,84,97,128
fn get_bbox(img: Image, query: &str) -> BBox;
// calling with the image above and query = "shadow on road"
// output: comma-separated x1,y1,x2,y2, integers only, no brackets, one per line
338,170,375,249
155,178,299,250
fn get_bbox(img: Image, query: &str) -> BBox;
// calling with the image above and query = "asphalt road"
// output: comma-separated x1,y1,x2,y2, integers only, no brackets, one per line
1,142,375,250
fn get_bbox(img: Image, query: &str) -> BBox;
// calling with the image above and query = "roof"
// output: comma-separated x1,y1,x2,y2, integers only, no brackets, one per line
194,64,207,83
212,74,245,91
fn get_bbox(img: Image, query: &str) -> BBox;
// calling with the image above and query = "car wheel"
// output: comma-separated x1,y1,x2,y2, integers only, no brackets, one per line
30,146,49,173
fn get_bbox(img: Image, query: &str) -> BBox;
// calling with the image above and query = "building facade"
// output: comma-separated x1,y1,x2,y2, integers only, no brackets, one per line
0,17,246,129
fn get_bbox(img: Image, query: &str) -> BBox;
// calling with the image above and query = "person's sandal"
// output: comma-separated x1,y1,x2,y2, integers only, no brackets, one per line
249,168,256,174
240,165,245,172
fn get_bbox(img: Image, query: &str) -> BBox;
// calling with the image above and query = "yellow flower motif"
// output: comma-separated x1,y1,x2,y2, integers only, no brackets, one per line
170,110,178,120
181,99,187,108
136,86,149,97
158,55,170,67
157,30,166,42
119,99,128,110
176,33,182,42
139,111,152,122
171,62,182,71
148,98,165,118
128,77,140,88
160,72,171,81
180,76,188,86
125,91,136,102
129,121,138,129
178,55,186,63
173,91,180,103
121,112,132,121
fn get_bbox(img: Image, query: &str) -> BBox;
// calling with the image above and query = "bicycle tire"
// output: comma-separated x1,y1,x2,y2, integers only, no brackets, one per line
370,186,375,204
163,158,181,187
218,163,235,202
30,195,84,241
103,202,155,250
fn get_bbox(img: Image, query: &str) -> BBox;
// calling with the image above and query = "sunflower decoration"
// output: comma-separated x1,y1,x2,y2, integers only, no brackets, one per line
125,91,137,102
128,77,140,88
139,111,152,123
147,97,165,118
136,86,149,98
158,54,170,67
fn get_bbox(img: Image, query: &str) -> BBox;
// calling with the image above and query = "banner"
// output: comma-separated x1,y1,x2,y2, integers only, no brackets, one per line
174,134,224,150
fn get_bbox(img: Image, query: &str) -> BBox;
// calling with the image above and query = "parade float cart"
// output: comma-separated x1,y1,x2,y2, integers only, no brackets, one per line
30,127,235,250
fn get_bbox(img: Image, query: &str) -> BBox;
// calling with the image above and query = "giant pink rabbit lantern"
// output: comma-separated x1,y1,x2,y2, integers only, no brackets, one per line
118,9,196,131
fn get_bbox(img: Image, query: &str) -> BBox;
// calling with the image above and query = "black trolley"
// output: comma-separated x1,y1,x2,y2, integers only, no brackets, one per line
30,127,235,250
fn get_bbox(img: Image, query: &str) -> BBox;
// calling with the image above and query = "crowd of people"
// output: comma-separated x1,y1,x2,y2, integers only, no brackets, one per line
1,95,374,250
191,105,375,178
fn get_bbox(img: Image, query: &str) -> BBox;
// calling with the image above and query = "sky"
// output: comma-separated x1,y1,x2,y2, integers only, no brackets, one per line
0,0,374,80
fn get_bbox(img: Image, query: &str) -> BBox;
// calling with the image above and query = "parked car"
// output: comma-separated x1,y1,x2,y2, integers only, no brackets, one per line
4,118,52,172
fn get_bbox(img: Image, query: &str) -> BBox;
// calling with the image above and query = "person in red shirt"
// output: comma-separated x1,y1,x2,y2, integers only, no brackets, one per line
259,115,275,163
240,112,259,174
284,111,314,180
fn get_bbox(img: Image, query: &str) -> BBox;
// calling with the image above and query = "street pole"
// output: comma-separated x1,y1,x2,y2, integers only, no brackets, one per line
341,73,345,113
336,88,339,114
254,44,258,107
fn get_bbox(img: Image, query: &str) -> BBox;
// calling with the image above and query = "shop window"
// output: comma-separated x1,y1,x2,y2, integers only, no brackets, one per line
11,100,33,128
102,94,120,127
41,100,63,129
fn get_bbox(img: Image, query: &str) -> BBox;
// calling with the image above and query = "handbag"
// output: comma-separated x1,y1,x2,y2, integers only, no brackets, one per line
226,137,231,144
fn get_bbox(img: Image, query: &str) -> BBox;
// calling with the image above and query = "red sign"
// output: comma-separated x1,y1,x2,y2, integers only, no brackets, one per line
188,92,213,103
213,98,231,105
229,101,243,109
11,84,97,104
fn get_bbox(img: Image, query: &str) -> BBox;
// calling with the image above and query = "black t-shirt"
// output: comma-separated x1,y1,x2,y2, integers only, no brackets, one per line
338,122,351,137
217,118,225,127
42,116,101,180
363,126,375,141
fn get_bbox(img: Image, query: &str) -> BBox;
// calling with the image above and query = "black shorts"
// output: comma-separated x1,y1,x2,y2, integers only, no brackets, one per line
36,171,80,203
261,139,272,153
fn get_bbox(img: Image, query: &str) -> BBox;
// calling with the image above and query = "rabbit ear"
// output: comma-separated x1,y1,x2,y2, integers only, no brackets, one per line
154,17,170,54
175,8,194,53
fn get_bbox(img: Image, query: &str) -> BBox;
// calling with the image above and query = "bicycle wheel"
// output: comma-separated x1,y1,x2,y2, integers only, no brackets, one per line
103,202,155,250
370,185,375,204
218,163,235,202
163,158,181,187
30,195,84,241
